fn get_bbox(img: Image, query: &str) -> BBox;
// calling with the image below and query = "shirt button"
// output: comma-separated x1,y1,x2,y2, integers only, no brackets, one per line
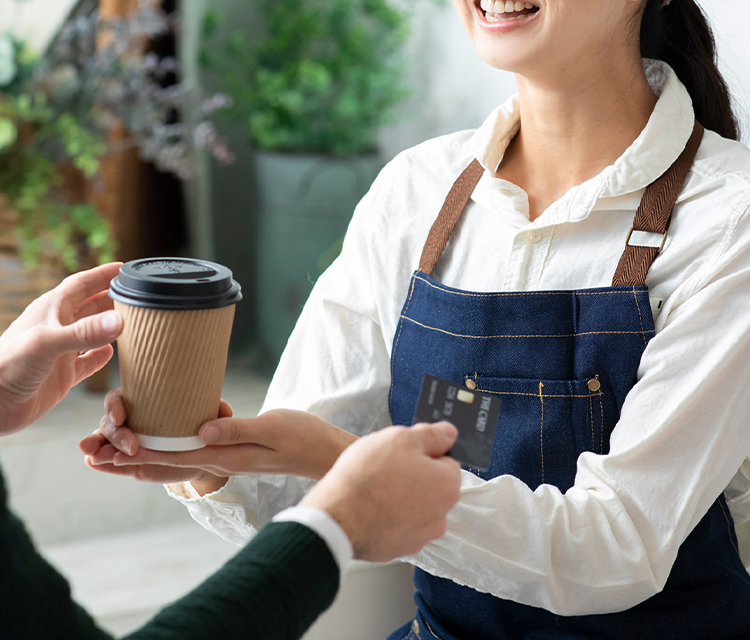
526,229,542,243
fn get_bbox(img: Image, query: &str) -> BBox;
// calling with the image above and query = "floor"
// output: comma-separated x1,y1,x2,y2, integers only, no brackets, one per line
0,362,416,638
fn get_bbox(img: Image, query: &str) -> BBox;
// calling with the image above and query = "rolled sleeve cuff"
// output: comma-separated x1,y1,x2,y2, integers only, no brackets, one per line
273,505,354,577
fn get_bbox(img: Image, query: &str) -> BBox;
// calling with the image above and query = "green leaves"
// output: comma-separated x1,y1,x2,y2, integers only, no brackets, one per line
0,118,17,150
203,0,412,155
0,90,112,270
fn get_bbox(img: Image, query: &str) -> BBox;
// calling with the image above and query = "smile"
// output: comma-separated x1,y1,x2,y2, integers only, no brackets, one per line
478,0,539,22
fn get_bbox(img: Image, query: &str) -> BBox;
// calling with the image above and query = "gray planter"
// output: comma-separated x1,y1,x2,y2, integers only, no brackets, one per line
254,151,382,365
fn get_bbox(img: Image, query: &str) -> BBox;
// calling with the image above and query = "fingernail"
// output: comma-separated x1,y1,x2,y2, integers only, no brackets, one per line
202,425,219,444
122,440,134,456
436,421,458,438
107,411,117,426
100,310,122,334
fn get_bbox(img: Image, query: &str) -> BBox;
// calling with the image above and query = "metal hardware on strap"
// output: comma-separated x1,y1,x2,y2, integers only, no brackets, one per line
624,227,668,253
612,121,704,287
418,158,485,276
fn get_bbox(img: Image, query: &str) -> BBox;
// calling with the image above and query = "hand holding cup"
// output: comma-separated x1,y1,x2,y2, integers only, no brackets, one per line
82,390,358,492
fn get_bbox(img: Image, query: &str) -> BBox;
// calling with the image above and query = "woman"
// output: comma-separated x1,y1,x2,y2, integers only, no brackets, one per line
86,0,750,637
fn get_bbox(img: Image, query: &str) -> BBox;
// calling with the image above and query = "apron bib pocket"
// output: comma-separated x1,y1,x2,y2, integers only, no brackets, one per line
469,375,612,490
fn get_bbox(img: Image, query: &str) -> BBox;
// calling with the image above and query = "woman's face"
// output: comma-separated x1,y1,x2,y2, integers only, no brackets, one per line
452,0,643,80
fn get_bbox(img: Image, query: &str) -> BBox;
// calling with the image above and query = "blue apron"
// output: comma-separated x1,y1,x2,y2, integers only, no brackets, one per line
386,123,750,639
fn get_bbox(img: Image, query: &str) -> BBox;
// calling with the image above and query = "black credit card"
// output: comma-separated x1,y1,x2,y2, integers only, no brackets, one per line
412,374,501,471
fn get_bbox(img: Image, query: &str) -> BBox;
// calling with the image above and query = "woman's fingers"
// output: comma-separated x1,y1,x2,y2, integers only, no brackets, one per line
103,388,127,427
100,388,138,454
84,455,199,484
99,412,139,456
197,409,309,447
87,442,121,465
218,399,233,419
79,429,108,455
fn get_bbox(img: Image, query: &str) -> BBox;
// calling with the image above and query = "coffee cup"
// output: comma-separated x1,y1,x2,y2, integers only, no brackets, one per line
108,257,242,451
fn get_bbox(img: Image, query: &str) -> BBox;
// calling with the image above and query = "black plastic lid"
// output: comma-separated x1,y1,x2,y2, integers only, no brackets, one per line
109,258,242,310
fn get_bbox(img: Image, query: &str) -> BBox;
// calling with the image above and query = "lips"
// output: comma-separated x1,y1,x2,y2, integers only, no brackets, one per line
478,0,540,21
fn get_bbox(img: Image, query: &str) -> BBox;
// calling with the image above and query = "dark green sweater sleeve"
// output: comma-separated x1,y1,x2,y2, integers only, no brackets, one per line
0,466,339,640
123,521,340,640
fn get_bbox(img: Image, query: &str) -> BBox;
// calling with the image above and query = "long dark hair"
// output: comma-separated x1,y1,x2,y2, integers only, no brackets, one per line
640,0,740,141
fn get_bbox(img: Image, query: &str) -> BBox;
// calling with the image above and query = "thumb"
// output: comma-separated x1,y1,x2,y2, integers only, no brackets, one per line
57,310,123,355
411,421,458,458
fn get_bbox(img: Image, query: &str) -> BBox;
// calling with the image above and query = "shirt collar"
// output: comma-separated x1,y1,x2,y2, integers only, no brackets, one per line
467,60,696,201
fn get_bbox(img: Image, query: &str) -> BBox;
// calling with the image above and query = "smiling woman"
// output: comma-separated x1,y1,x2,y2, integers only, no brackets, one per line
82,1,750,639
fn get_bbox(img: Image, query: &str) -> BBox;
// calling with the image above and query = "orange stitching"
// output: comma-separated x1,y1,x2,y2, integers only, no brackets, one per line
589,394,594,451
599,394,604,453
413,274,645,298
480,388,603,399
718,498,740,556
539,381,545,484
400,315,655,340
631,286,649,349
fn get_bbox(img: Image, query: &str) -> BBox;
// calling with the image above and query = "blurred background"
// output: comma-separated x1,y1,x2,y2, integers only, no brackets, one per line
0,0,747,637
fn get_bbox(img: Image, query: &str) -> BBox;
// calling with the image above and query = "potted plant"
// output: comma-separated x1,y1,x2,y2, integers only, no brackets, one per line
0,3,233,334
0,31,114,331
200,0,413,364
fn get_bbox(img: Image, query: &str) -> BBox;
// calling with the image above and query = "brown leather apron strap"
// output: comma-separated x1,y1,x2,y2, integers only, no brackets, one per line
612,121,704,287
419,158,484,275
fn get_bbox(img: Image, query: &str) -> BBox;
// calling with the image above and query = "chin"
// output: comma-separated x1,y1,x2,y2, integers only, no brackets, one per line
457,0,543,72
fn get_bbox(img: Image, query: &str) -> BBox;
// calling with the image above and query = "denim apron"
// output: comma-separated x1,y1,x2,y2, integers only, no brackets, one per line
387,122,750,640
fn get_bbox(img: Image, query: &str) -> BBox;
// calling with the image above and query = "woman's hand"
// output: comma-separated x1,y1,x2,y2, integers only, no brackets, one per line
0,263,123,437
81,394,234,490
81,388,357,490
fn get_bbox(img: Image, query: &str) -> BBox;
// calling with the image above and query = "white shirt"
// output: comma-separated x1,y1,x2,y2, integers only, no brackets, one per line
171,61,750,615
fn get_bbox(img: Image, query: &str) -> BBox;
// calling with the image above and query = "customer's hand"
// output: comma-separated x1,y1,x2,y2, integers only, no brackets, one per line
301,422,461,563
81,390,357,492
0,263,123,437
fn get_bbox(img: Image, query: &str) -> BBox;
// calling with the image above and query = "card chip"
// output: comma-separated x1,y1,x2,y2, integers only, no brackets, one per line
457,389,474,403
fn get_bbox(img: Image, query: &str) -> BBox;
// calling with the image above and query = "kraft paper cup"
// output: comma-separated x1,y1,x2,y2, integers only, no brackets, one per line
109,258,242,451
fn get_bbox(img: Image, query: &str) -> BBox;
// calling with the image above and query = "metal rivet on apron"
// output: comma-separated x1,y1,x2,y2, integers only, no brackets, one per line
412,619,420,635
587,378,601,392
466,378,477,390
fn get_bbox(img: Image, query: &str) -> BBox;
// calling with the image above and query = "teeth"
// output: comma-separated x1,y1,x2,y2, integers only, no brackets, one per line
481,0,537,19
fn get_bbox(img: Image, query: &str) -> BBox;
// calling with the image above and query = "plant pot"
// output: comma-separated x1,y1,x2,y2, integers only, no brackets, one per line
253,151,381,366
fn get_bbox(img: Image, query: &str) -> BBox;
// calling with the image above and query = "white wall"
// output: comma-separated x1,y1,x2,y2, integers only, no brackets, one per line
380,0,750,158
0,0,78,52
698,0,750,144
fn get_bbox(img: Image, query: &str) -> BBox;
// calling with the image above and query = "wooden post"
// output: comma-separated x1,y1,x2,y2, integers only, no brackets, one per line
83,0,146,391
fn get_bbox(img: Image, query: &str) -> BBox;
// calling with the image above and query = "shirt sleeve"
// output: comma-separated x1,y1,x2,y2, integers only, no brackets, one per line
404,199,750,615
167,160,402,546
273,506,354,576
